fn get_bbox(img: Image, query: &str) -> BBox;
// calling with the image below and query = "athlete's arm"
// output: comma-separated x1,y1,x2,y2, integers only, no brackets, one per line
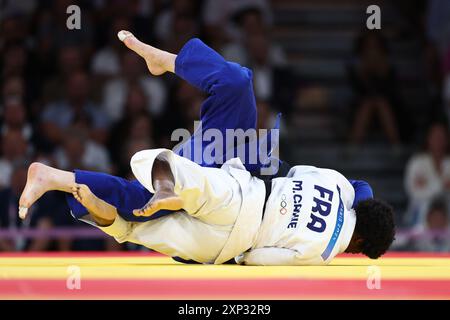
235,247,325,266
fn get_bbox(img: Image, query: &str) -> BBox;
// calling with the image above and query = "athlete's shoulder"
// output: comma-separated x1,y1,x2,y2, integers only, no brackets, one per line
287,165,347,180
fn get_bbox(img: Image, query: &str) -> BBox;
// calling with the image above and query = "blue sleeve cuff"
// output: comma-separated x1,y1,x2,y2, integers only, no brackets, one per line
174,38,201,78
348,180,374,208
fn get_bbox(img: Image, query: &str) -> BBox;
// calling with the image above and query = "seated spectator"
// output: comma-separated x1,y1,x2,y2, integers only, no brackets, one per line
423,41,444,123
0,129,29,189
202,0,272,43
121,138,153,180
154,0,200,45
0,162,73,251
426,0,450,53
102,51,167,122
54,127,111,173
1,96,35,142
41,71,109,146
348,31,403,147
1,42,29,80
42,45,87,103
245,31,286,101
1,42,36,105
157,79,204,148
91,17,131,79
108,86,154,170
0,14,30,49
163,13,200,54
256,99,277,130
1,76,26,103
221,6,277,65
404,122,450,226
409,198,450,252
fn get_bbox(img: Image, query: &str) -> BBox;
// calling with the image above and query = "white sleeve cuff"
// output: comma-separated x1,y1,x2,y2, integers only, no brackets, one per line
130,148,176,193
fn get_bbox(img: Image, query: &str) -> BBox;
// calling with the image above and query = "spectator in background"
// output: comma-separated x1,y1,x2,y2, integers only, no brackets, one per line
441,45,450,124
41,71,109,147
1,76,26,104
121,138,153,180
48,0,94,51
0,163,31,251
202,0,272,43
0,43,38,105
154,0,200,46
348,31,403,147
219,7,286,103
42,45,87,103
423,41,444,123
0,162,72,252
404,122,450,227
159,80,204,145
54,127,111,173
0,13,30,50
222,7,272,65
1,96,34,142
246,31,286,101
0,161,76,251
91,17,131,79
163,12,200,54
0,130,29,189
409,198,450,252
256,100,277,130
102,51,166,122
108,86,156,176
426,0,450,54
1,42,29,80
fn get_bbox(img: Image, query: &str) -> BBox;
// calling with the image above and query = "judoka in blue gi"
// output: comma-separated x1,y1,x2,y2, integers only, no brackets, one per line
18,32,395,265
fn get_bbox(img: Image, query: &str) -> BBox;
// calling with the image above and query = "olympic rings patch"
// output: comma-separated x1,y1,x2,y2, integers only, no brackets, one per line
280,194,288,215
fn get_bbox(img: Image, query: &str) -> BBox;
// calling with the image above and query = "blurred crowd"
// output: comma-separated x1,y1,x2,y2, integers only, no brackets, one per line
0,0,450,252
0,0,284,252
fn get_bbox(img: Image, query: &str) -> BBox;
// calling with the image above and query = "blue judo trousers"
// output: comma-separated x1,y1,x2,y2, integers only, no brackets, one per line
66,38,285,222
66,38,373,224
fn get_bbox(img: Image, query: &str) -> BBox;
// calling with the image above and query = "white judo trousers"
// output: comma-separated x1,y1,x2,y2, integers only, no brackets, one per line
98,148,266,264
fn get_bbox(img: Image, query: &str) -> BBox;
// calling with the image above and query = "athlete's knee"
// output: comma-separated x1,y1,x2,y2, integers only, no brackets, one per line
218,62,253,95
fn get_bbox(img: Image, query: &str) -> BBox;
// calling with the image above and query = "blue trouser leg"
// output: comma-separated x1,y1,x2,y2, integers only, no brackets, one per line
67,170,173,221
175,38,284,175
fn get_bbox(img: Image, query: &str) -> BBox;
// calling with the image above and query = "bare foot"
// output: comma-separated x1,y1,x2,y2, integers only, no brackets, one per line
118,30,168,76
71,184,101,215
72,184,117,226
133,190,184,217
19,163,54,219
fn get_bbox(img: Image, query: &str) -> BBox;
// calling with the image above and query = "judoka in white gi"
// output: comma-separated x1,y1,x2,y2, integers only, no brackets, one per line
18,32,395,265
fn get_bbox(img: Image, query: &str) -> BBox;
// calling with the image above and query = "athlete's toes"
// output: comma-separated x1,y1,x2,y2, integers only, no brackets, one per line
78,184,91,195
118,30,134,42
133,208,145,217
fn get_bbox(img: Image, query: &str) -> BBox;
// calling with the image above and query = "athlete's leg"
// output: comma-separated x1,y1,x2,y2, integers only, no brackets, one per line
133,158,183,217
18,163,117,224
67,170,174,222
19,163,176,222
19,163,75,219
119,32,257,167
71,184,117,226
130,149,249,226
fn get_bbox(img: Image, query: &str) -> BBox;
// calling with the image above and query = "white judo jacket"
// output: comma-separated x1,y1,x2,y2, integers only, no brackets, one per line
97,149,356,265
236,165,356,265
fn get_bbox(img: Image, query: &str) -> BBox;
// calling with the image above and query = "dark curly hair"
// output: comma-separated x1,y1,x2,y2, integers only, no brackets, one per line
354,199,396,259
